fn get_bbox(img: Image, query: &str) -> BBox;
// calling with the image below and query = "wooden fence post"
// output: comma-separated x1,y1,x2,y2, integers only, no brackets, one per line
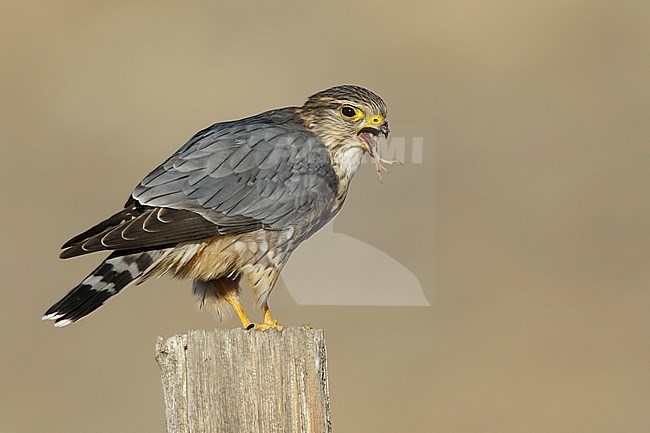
155,328,332,433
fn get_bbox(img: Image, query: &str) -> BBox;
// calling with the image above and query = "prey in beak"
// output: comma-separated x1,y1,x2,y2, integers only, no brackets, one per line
356,120,399,180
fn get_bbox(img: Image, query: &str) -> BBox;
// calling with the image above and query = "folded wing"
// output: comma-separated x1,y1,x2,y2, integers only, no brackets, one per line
61,109,338,258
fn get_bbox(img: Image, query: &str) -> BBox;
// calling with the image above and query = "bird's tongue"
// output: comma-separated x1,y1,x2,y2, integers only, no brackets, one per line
358,132,378,158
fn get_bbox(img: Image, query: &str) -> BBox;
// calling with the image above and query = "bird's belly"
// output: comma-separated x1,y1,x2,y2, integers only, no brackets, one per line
157,230,288,282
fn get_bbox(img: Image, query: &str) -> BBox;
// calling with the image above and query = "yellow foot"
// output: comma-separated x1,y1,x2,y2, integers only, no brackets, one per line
245,321,283,331
247,304,283,331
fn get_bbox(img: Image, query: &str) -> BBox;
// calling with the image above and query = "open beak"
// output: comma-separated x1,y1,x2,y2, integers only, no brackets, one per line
356,120,390,158
356,120,398,180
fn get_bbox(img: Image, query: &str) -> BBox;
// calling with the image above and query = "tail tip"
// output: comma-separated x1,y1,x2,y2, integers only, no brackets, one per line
42,312,74,327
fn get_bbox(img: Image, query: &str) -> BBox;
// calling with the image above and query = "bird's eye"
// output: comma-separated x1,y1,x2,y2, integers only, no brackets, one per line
340,105,363,121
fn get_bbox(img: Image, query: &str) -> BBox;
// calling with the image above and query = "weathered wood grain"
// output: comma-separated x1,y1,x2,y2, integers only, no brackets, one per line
156,328,331,433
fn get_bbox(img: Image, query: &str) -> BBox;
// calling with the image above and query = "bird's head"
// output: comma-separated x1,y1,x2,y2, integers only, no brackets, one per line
299,85,395,178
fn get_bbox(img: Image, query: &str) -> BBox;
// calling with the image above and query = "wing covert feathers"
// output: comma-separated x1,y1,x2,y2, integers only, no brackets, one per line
60,207,222,258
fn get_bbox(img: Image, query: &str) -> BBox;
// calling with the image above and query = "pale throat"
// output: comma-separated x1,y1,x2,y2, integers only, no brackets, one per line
332,144,364,180
328,142,365,208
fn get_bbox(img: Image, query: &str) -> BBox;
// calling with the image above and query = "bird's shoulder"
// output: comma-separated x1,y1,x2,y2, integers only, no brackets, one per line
130,106,339,230
177,107,320,152
155,107,333,177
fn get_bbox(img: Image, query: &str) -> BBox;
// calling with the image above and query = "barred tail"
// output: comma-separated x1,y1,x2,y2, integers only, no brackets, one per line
43,249,168,327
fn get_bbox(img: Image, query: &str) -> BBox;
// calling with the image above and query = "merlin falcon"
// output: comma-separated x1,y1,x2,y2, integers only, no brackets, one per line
43,85,392,330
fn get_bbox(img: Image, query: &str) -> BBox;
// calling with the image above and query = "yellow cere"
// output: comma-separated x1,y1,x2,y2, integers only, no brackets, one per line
367,115,384,126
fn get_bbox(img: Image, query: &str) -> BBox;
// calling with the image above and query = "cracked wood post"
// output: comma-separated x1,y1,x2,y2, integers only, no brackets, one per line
155,328,331,433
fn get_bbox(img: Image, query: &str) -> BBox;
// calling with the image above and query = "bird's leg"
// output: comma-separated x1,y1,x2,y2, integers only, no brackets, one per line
224,293,282,331
242,304,283,331
260,303,283,331
223,292,254,330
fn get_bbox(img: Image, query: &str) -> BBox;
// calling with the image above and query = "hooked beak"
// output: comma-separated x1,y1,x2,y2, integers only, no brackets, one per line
380,121,390,139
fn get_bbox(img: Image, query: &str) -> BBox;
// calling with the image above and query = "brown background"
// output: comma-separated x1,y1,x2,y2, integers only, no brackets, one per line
2,1,649,432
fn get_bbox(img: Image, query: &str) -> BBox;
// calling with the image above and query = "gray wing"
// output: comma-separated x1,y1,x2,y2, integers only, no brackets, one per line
61,110,338,257
133,115,338,230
